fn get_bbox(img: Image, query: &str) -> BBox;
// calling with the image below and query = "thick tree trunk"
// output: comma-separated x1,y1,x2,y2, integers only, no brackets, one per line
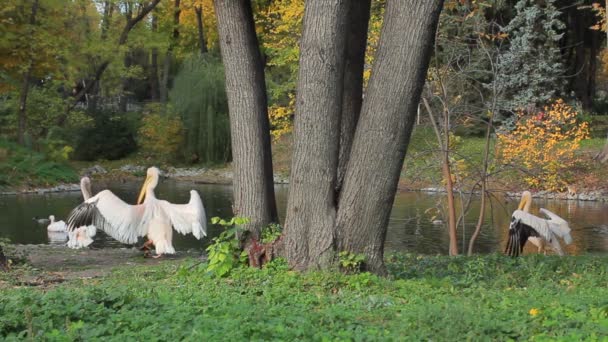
160,0,181,103
283,0,350,270
17,0,39,145
214,0,278,236
195,5,208,55
336,0,371,191
335,0,444,274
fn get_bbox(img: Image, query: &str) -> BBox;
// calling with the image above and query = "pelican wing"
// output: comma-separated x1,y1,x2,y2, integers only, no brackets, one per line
539,208,573,244
67,190,147,244
505,210,542,257
159,190,207,239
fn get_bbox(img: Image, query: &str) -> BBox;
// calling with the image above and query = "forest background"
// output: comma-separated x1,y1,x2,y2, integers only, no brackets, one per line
1,0,608,194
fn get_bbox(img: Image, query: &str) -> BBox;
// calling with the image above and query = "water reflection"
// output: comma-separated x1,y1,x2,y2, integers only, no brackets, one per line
0,180,607,255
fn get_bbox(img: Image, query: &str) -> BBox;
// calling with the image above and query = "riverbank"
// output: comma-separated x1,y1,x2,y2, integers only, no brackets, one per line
2,130,607,201
1,248,607,339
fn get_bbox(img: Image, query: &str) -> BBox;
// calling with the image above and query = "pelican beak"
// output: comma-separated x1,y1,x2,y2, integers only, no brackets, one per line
137,176,151,204
517,196,527,211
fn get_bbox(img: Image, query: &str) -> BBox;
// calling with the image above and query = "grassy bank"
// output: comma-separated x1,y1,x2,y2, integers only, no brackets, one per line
1,254,607,340
0,140,78,189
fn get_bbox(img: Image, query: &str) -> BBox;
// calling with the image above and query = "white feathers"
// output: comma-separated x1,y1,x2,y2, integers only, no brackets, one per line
67,225,96,249
159,190,207,239
539,208,573,244
84,190,147,244
47,215,67,232
66,167,207,256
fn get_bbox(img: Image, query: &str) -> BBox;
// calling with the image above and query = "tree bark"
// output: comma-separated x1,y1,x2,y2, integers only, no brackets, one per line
160,0,181,103
0,245,8,272
17,0,39,145
214,0,278,237
335,0,444,274
195,5,208,55
336,0,371,192
283,0,350,270
149,12,160,101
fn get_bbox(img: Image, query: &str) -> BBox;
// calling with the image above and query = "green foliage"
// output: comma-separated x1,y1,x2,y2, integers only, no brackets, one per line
261,223,282,244
0,138,77,187
137,103,184,162
338,251,366,273
72,111,138,161
205,216,250,277
497,0,566,110
1,254,606,340
170,55,231,165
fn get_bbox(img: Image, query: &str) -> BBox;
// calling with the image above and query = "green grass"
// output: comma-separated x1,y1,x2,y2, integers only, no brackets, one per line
1,254,607,340
0,139,78,189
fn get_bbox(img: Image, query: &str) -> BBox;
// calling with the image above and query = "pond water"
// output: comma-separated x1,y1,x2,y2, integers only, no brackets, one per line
1,180,607,255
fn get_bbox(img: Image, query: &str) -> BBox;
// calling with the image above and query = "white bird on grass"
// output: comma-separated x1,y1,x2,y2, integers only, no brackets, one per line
505,191,573,257
67,177,97,249
66,167,207,257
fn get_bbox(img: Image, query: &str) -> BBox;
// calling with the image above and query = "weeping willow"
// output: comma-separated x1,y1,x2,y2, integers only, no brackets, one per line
170,55,231,164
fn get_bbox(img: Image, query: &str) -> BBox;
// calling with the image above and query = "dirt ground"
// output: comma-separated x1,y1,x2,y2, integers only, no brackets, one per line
0,245,202,289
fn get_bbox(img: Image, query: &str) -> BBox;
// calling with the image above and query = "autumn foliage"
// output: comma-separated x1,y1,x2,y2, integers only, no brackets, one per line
497,99,589,191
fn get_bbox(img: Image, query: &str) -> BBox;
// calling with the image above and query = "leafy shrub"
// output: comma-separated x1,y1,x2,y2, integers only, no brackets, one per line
72,111,138,161
205,216,250,277
497,99,589,191
338,251,366,273
261,223,282,244
137,103,184,162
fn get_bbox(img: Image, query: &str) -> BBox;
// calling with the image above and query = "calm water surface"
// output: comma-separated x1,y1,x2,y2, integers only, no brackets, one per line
1,180,607,255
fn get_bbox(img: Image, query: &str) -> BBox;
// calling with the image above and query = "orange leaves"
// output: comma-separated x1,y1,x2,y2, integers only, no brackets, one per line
497,99,589,191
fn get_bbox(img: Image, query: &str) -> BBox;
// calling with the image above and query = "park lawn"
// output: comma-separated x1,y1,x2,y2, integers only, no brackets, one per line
1,254,607,340
0,139,78,189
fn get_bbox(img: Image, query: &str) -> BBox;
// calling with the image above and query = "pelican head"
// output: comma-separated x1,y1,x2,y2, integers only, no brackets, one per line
49,215,55,222
137,167,160,204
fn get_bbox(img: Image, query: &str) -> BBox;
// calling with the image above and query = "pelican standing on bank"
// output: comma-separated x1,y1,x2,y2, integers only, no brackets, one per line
66,167,207,257
67,176,97,249
505,191,573,257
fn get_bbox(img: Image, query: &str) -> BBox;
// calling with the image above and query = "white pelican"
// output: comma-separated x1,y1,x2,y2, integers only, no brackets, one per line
505,191,573,257
67,177,97,249
66,167,207,257
47,215,67,232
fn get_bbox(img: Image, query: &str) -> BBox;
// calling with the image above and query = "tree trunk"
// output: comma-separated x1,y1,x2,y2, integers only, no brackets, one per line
18,68,32,146
336,0,371,191
17,0,39,145
0,245,8,272
442,111,458,256
283,0,350,270
150,13,160,101
160,0,181,103
335,0,444,274
214,0,278,237
423,97,458,256
195,5,208,55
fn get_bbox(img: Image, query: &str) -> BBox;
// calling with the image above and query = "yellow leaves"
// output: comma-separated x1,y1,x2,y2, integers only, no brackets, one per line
268,95,295,140
497,99,590,191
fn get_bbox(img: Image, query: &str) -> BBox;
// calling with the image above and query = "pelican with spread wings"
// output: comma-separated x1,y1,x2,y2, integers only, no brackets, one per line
67,167,207,257
505,191,573,257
